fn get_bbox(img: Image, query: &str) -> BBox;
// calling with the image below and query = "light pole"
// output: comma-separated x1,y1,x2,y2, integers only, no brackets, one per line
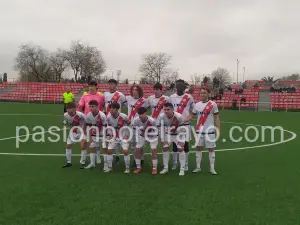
237,59,239,83
243,67,246,82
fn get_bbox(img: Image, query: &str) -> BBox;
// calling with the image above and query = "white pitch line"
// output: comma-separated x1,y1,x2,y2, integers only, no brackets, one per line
0,128,66,141
0,127,296,156
0,114,297,156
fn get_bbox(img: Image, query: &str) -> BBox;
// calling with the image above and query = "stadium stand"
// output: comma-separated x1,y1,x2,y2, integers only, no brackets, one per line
271,89,300,109
1,81,299,111
0,82,165,103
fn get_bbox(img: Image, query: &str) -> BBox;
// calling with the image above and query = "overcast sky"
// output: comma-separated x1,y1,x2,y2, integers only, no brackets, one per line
1,0,300,82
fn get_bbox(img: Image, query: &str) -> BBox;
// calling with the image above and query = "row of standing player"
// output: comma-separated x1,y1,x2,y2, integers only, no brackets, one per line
63,79,220,176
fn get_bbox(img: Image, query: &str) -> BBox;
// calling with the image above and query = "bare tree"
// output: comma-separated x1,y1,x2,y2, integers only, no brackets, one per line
63,41,106,81
190,73,202,85
211,67,231,88
139,53,172,83
162,70,179,85
15,44,54,82
49,49,68,82
80,46,106,79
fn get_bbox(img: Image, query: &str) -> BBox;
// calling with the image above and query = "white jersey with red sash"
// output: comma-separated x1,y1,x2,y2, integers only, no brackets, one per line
170,93,194,124
107,113,128,138
132,115,157,137
64,111,85,134
192,100,219,134
104,91,126,115
85,111,107,137
158,112,184,135
126,96,149,122
147,95,170,119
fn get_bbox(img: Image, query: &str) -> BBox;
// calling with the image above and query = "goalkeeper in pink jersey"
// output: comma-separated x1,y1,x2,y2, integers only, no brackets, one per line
77,80,105,115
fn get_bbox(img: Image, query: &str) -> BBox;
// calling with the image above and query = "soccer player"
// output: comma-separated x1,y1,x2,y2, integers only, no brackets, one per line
105,102,130,173
62,102,87,168
132,107,158,174
158,102,186,176
63,87,74,112
169,81,194,171
84,100,108,169
126,85,150,166
78,80,105,163
190,87,220,175
104,79,127,164
147,82,170,120
77,80,105,114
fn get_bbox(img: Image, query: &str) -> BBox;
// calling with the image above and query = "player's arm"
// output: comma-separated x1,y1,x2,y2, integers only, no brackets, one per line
188,104,197,121
77,96,85,112
185,96,195,122
214,104,220,135
121,93,127,107
144,98,151,110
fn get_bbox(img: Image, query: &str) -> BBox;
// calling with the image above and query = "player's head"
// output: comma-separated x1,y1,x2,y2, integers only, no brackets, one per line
176,81,186,96
66,102,76,116
130,85,143,98
153,82,162,97
89,100,99,113
88,80,97,93
199,87,210,101
137,107,147,121
66,86,71,93
163,102,174,117
108,79,118,92
110,102,120,115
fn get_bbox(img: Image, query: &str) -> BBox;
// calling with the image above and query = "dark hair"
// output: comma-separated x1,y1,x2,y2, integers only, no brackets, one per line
108,79,118,84
89,100,99,106
66,102,76,109
176,79,185,84
130,85,143,97
153,82,162,90
200,87,210,93
110,102,120,109
89,80,97,86
164,102,174,109
176,82,186,92
137,107,147,115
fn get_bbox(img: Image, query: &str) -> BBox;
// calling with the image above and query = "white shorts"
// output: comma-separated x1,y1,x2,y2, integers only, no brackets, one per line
164,134,184,148
107,138,129,150
196,133,216,149
136,136,158,149
180,124,191,141
89,136,105,148
67,132,86,145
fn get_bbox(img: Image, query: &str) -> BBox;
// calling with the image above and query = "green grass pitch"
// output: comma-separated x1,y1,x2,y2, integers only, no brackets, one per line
0,102,299,225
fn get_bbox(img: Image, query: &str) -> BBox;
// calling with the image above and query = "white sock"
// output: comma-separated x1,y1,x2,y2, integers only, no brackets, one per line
124,155,130,169
96,148,100,158
90,153,96,166
104,154,108,164
173,152,178,164
80,150,87,163
209,151,215,171
66,149,72,163
185,152,189,165
152,159,158,169
163,152,170,169
179,151,186,170
107,155,113,168
196,151,202,168
136,159,141,169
